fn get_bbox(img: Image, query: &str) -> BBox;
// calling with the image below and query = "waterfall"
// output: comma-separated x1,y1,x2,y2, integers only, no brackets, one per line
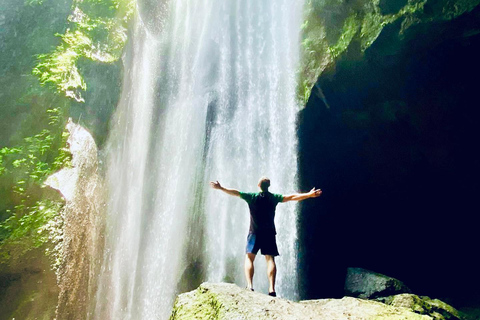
92,0,305,318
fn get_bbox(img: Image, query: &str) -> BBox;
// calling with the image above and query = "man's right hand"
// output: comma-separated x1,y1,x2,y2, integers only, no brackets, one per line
210,180,222,190
209,181,241,197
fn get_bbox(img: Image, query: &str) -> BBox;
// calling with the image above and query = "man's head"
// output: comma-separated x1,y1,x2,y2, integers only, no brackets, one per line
258,176,270,192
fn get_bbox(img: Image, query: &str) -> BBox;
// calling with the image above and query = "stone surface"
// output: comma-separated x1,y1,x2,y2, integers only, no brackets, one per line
0,250,58,320
298,0,480,103
169,282,431,320
297,0,480,306
345,267,412,299
45,119,105,320
377,294,466,320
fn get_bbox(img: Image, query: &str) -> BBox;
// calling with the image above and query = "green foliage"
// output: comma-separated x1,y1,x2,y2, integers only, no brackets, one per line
0,108,70,188
33,0,134,101
0,200,62,262
0,108,71,264
0,0,72,147
34,31,91,101
1,0,132,272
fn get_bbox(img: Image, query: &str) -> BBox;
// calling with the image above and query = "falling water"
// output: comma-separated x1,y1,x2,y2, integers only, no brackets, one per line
93,0,305,319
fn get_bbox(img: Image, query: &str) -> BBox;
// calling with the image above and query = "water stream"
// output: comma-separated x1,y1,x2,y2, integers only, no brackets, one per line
93,0,305,318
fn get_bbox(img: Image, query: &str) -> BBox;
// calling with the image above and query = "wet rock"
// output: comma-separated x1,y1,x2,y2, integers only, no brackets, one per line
45,119,105,320
0,249,58,320
377,294,466,320
345,267,412,299
170,282,430,320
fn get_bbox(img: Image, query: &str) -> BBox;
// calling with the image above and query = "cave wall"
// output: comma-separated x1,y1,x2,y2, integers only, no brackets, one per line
298,2,480,310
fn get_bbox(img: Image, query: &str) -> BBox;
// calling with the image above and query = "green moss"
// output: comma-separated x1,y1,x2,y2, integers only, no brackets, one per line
298,0,479,102
329,14,362,57
170,289,225,320
360,8,386,49
298,0,333,104
380,294,466,320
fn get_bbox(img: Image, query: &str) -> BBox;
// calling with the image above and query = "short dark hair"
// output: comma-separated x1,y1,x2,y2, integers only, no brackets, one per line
259,177,270,191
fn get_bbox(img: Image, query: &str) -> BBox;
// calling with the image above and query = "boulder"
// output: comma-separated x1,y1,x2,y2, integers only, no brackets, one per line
345,267,412,299
169,282,431,320
377,294,466,320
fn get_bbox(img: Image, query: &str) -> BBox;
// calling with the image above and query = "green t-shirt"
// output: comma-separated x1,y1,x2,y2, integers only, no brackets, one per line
239,191,283,234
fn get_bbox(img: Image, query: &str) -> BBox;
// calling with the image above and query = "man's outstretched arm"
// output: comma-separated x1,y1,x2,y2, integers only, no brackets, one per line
282,187,322,202
210,180,240,197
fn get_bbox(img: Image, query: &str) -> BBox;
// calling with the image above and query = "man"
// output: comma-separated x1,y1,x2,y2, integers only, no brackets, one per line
210,177,322,297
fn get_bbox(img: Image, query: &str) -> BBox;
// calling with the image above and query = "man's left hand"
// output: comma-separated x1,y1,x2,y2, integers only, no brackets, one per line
309,187,322,198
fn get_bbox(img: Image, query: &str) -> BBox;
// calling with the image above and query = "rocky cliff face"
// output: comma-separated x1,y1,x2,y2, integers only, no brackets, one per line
0,120,104,320
45,119,105,320
296,0,480,310
169,282,465,320
0,249,58,320
298,0,480,103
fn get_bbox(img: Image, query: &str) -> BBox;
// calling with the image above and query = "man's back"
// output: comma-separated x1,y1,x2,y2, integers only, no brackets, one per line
210,178,322,295
239,191,283,234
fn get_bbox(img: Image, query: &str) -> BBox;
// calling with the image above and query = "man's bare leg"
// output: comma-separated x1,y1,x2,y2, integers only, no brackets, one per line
265,255,276,294
245,253,256,290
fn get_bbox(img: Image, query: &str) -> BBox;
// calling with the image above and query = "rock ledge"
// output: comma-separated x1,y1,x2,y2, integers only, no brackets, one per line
170,282,431,320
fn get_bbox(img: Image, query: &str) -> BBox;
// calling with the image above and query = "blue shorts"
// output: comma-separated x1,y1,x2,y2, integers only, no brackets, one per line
246,233,279,256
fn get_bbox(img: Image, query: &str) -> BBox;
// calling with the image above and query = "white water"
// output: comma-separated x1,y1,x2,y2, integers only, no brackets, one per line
93,0,305,319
